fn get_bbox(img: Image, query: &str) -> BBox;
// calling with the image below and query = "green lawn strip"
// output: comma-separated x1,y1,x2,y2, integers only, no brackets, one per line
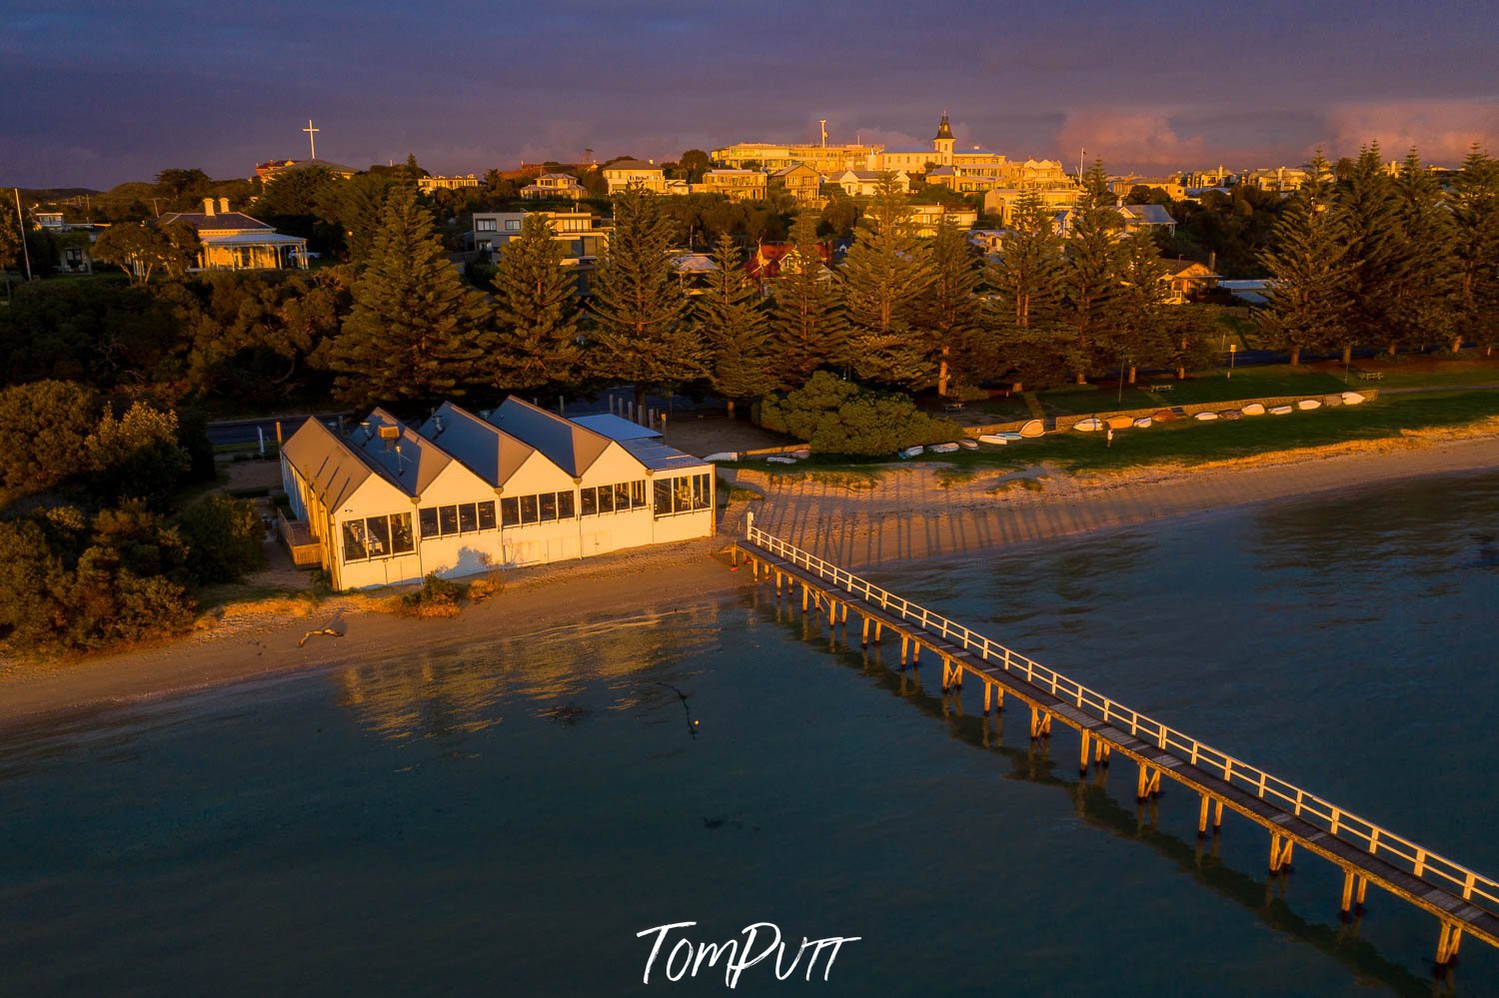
1159,368,1348,405
902,389,1499,475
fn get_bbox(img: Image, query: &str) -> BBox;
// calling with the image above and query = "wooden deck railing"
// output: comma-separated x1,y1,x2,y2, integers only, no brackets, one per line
744,520,1499,916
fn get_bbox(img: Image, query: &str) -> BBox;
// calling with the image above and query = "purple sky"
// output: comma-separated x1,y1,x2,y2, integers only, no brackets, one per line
3,0,1496,189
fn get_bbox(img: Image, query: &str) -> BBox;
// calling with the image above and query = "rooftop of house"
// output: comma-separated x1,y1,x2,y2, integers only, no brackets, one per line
280,419,378,510
157,211,271,232
417,401,542,487
484,396,614,478
347,408,457,496
603,160,661,172
1120,203,1176,225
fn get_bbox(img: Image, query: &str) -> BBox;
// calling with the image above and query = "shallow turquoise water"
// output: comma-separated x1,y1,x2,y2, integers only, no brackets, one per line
2,470,1497,996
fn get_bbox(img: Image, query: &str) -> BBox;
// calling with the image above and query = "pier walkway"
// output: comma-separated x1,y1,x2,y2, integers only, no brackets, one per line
733,515,1499,970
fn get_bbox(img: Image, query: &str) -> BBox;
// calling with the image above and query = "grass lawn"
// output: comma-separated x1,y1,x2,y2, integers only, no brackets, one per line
1037,383,1162,417
1159,366,1348,405
916,389,1499,474
729,389,1499,479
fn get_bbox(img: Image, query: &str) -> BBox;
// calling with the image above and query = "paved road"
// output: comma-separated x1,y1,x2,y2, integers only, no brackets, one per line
206,413,347,447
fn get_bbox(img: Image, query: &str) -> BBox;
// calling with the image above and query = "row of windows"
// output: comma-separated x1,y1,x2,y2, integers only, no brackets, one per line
343,512,416,562
344,475,711,562
500,490,576,526
581,481,648,516
420,501,496,538
473,218,524,232
655,473,712,517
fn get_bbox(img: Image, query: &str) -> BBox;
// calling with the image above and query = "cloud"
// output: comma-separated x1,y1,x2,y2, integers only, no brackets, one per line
1321,99,1499,163
1054,110,1212,171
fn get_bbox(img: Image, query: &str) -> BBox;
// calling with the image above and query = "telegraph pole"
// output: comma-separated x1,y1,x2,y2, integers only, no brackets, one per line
13,188,32,281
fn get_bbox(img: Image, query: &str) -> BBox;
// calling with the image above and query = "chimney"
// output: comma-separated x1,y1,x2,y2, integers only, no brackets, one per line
1208,251,1217,273
202,197,216,216
218,197,230,214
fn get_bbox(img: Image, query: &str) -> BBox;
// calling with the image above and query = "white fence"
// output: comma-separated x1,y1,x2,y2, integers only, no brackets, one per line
744,520,1499,914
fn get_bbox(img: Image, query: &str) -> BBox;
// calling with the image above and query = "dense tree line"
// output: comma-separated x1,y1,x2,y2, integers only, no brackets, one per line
1258,145,1499,363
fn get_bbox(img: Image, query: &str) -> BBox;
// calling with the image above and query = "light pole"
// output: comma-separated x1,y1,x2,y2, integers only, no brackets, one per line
1227,342,1236,379
13,188,33,281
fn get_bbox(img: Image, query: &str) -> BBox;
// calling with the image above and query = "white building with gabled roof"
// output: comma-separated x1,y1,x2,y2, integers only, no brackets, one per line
279,399,716,590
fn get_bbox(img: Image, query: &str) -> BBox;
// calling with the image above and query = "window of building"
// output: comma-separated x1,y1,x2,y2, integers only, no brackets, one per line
476,218,497,232
580,488,597,516
342,519,368,561
520,495,538,524
342,512,416,562
420,503,497,538
653,472,712,518
558,491,574,519
505,219,522,231
579,481,646,516
501,497,519,526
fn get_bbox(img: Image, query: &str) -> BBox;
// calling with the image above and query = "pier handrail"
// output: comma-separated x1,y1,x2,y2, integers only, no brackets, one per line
744,522,1499,915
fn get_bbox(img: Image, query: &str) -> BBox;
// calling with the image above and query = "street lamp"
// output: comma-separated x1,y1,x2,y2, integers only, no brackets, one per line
1227,342,1236,380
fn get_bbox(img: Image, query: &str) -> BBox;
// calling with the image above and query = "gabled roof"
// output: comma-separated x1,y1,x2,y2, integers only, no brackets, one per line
1120,204,1175,225
157,211,271,232
571,413,662,441
280,418,376,510
486,397,618,478
346,408,455,496
772,164,820,178
417,401,550,488
1161,258,1218,278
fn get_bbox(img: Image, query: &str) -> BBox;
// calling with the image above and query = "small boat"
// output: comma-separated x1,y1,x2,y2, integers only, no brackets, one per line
979,434,1009,446
1019,419,1046,438
767,455,797,464
899,445,925,459
1342,391,1366,406
1241,403,1266,416
1270,405,1294,415
1107,415,1134,430
702,451,739,463
997,431,1024,441
792,448,812,459
1219,409,1242,420
1133,416,1153,428
1297,399,1322,410
1153,409,1176,422
929,442,961,453
959,438,979,450
1194,411,1220,421
1073,417,1103,432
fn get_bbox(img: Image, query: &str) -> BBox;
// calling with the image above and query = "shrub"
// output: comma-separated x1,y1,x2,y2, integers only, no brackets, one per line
179,495,267,584
86,402,190,505
0,380,99,501
759,372,962,456
0,501,196,654
399,572,468,618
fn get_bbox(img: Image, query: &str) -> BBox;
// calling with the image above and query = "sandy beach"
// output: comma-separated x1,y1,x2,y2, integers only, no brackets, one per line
3,427,1497,727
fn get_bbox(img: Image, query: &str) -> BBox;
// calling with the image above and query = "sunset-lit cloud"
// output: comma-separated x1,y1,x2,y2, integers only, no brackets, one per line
1320,99,1499,162
1054,110,1213,171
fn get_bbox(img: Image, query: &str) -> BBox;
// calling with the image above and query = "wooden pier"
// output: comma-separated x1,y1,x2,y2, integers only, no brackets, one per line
733,514,1499,971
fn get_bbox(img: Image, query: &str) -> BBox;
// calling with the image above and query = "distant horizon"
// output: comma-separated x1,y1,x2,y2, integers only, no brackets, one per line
3,1,1495,189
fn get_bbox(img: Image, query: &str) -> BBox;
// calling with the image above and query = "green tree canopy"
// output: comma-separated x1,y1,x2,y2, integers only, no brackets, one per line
489,214,586,394
768,210,848,389
1257,151,1355,365
324,185,491,407
589,185,702,407
841,173,933,387
1059,160,1123,383
696,233,772,416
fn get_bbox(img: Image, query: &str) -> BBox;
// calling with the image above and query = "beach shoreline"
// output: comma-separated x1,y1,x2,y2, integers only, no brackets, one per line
3,428,1497,728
